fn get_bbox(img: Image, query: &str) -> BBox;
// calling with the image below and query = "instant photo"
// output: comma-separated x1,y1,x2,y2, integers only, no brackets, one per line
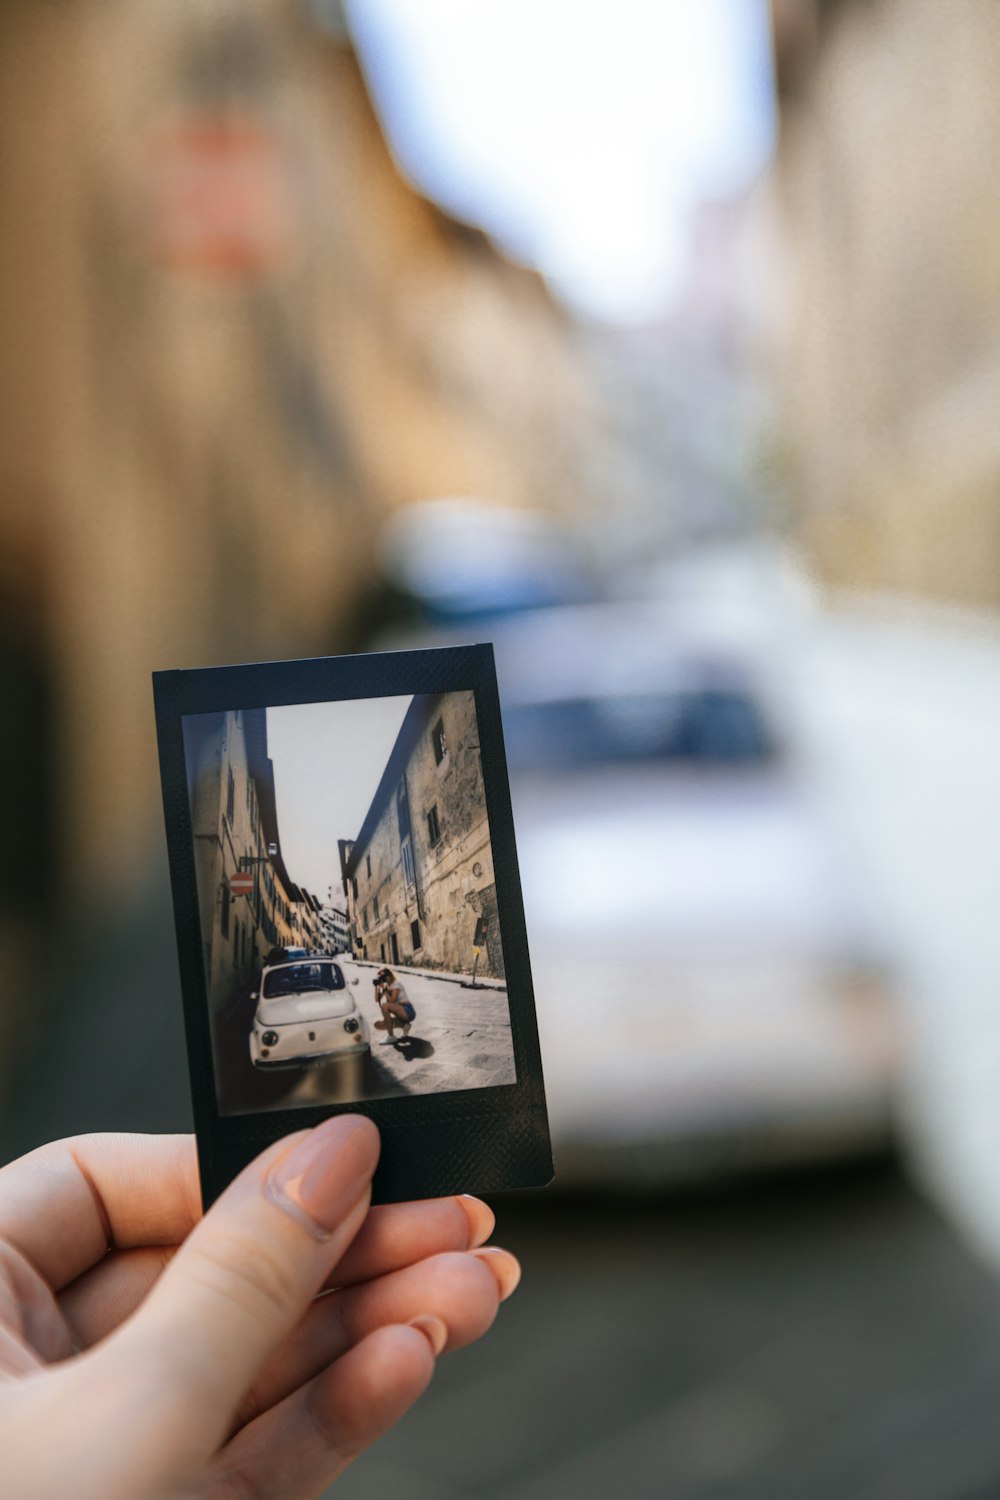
154,646,552,1205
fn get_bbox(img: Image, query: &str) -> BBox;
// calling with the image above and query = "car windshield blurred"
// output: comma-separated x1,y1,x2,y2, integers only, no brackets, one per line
262,962,345,999
503,688,777,772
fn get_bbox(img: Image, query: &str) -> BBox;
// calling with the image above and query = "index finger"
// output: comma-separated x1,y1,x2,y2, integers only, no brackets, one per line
0,1133,199,1288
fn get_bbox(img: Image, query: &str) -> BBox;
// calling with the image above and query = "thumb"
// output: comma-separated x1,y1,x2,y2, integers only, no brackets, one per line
100,1114,380,1461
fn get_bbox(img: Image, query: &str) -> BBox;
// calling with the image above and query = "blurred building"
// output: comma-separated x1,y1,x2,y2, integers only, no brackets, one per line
344,691,503,978
321,902,350,952
767,0,1000,608
592,194,768,570
184,707,322,1008
0,0,600,1055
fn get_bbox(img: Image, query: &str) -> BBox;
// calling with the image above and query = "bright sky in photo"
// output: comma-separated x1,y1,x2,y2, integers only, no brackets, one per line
266,695,412,901
346,0,776,321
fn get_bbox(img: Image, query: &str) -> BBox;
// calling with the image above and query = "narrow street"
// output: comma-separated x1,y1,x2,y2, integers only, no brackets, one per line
212,956,516,1116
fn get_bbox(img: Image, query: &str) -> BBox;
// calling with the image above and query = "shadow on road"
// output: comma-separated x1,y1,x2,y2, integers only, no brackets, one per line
212,971,378,1114
388,1036,434,1062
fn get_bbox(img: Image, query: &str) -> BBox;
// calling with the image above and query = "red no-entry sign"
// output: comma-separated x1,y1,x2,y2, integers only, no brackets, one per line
229,872,254,897
138,115,304,280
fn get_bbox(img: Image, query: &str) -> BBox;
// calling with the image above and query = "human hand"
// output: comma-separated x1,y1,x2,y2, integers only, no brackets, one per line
0,1118,519,1499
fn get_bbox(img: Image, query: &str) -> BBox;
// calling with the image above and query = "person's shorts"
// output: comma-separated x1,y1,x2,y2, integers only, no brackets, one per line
400,1001,416,1021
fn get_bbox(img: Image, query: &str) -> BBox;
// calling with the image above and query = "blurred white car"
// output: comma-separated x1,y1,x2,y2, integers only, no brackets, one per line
249,959,370,1068
493,602,899,1179
375,576,902,1185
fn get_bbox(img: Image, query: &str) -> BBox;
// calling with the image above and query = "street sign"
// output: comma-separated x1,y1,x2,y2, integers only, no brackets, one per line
229,872,254,897
138,116,304,280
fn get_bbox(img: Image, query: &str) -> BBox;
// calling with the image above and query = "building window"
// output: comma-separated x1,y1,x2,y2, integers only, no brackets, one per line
396,778,412,842
380,943,385,961
226,767,235,826
373,893,380,921
366,853,371,879
410,919,421,951
363,906,369,932
390,931,399,964
402,835,415,887
427,804,441,845
432,717,447,764
352,877,358,901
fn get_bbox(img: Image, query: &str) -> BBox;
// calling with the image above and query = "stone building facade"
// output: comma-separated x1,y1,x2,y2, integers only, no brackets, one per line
343,692,504,980
321,905,350,953
765,0,1000,608
295,890,324,954
183,707,318,1022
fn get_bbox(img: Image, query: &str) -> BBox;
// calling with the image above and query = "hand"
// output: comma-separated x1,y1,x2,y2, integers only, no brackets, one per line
0,1118,520,1499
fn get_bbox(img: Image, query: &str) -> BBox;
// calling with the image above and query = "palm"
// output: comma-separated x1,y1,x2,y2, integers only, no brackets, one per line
0,1131,511,1500
0,1241,76,1373
0,1134,197,1381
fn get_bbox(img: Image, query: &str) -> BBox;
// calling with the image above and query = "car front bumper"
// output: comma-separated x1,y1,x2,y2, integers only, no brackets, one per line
249,1026,370,1069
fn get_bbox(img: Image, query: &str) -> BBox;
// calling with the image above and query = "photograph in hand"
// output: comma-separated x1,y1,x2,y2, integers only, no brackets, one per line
182,689,517,1117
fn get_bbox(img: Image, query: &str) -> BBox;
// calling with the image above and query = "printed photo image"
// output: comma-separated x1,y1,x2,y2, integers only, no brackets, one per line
182,690,516,1116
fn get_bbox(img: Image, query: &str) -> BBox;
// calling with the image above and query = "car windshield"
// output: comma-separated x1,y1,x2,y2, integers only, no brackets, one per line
503,690,777,771
262,962,345,998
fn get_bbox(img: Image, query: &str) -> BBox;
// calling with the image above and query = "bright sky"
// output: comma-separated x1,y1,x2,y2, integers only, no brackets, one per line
347,0,776,322
266,695,412,900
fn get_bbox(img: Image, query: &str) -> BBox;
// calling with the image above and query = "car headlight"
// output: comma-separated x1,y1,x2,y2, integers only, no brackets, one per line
261,1030,279,1047
343,1017,359,1034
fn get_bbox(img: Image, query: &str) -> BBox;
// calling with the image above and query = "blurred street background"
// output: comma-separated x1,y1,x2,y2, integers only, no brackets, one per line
3,1,1000,1495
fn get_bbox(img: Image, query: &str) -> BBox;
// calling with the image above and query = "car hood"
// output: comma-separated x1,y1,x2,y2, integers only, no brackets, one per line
257,992,357,1026
513,767,881,958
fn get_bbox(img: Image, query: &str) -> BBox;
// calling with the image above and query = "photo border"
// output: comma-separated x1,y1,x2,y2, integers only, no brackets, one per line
153,644,553,1207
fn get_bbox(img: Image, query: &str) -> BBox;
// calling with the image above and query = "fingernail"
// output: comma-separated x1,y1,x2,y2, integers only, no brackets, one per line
471,1247,522,1301
265,1116,379,1242
407,1314,448,1355
458,1195,496,1248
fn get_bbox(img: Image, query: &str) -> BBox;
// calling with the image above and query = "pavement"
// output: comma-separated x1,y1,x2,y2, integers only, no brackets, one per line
325,1164,1000,1500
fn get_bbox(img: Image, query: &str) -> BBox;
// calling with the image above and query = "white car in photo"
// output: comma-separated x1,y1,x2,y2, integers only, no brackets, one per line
249,958,370,1068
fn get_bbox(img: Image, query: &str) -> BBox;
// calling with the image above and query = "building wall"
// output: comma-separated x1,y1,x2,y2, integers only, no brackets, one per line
347,692,503,979
321,905,349,952
187,712,264,1019
0,0,603,988
766,0,1000,608
298,896,324,953
184,708,317,1021
270,868,303,954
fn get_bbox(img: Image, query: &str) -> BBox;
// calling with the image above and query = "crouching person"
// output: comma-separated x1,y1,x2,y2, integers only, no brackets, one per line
373,967,416,1041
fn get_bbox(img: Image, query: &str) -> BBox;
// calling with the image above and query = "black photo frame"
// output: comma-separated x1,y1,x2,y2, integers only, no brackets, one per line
153,644,552,1207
